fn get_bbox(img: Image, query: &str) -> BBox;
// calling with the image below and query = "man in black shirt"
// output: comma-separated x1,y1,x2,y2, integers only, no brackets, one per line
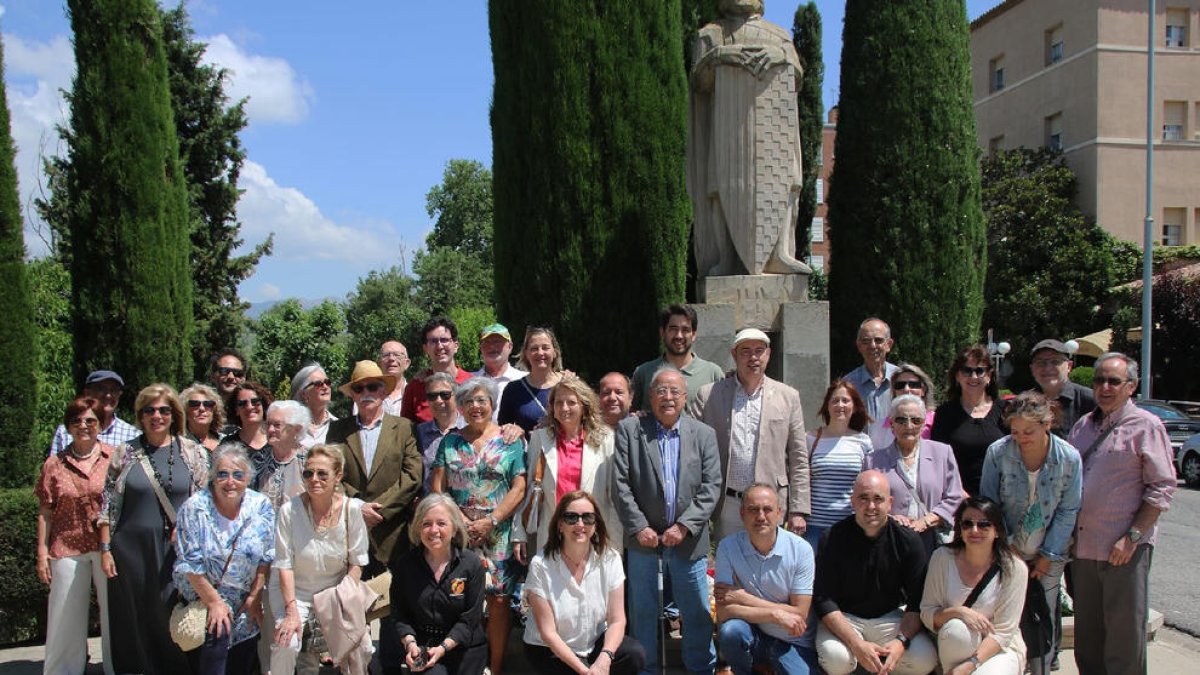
1028,339,1096,437
813,471,937,675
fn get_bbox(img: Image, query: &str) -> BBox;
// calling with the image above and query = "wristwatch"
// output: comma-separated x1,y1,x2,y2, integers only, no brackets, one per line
969,654,982,668
896,633,911,650
1127,527,1143,543
488,514,499,528
601,649,616,661
99,542,112,553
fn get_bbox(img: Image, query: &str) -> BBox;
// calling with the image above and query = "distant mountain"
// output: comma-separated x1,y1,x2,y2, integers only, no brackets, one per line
245,297,340,320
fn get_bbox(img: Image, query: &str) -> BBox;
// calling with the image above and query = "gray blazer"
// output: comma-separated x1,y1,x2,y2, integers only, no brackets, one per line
611,414,721,560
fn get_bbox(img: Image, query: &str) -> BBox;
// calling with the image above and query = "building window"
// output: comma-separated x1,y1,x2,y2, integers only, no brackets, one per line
1045,113,1063,151
810,217,825,244
815,178,824,204
1163,208,1185,246
807,255,825,272
988,135,1004,155
1166,9,1188,47
1163,101,1186,141
1045,25,1064,65
989,56,1005,92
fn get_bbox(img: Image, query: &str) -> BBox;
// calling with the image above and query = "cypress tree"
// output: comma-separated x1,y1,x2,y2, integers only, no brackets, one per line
792,1,824,259
490,0,690,379
826,0,985,375
63,0,194,393
0,36,38,486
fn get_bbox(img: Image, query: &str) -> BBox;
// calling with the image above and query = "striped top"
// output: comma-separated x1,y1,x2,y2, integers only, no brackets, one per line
807,432,871,528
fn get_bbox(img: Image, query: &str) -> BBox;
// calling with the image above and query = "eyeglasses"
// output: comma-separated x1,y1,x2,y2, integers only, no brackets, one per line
425,337,454,346
236,397,263,409
302,469,332,481
736,347,768,358
69,417,100,427
961,518,994,531
858,337,888,346
562,511,597,525
893,380,923,391
959,366,989,377
187,400,217,410
426,391,453,402
350,381,385,395
1031,358,1067,368
1093,376,1128,388
463,396,491,408
653,386,683,398
379,351,407,361
141,405,172,417
215,470,247,482
305,378,332,390
216,366,245,378
892,416,924,427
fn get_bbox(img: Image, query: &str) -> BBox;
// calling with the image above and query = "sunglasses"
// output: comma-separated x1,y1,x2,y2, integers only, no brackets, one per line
305,378,332,390
893,380,923,391
140,405,172,417
892,416,924,427
959,366,989,377
216,366,245,378
1092,376,1128,387
350,381,385,395
961,518,994,531
69,416,100,427
562,511,597,525
236,397,263,408
215,470,247,482
426,391,453,402
302,469,332,481
187,399,217,410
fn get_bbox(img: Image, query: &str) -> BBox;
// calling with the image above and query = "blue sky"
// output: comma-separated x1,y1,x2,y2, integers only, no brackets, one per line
1,0,996,303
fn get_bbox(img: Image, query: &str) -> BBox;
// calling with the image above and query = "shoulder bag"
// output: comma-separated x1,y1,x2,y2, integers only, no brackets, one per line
170,517,251,651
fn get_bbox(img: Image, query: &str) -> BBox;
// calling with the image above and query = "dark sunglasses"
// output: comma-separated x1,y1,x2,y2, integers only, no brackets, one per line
892,416,924,427
187,400,217,410
1092,376,1127,387
302,469,332,481
305,378,332,390
216,366,245,378
140,405,172,417
69,416,100,427
893,380,923,391
961,518,994,531
959,366,989,377
350,381,385,395
426,391,453,402
236,397,263,408
215,470,247,482
562,511,597,526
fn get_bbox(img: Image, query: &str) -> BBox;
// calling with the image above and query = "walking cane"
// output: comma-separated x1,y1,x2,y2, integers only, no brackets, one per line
657,544,667,675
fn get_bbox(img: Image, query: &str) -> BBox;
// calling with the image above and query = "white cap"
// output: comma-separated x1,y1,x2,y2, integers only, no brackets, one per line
733,328,771,348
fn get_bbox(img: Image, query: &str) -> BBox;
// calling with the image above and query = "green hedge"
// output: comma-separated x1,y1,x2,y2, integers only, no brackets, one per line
1069,366,1094,388
0,487,46,644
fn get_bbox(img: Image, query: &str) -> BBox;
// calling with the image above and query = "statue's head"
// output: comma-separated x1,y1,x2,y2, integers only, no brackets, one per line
719,0,765,17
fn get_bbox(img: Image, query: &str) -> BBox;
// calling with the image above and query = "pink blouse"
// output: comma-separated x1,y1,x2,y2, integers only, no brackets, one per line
555,433,585,503
35,443,114,559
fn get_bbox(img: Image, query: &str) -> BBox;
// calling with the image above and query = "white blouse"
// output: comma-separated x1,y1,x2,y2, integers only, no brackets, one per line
523,548,624,655
273,494,370,602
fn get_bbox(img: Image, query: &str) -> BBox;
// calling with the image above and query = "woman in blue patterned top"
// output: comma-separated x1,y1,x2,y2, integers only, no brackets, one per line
174,445,276,675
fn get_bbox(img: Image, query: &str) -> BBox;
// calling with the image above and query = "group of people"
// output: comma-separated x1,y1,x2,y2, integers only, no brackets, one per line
33,308,1177,675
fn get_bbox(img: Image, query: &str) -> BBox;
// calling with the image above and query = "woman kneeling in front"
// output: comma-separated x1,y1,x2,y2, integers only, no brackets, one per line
523,490,644,675
920,496,1027,675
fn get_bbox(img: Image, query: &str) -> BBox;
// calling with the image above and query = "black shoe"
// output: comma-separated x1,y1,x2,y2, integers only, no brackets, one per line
1050,654,1061,671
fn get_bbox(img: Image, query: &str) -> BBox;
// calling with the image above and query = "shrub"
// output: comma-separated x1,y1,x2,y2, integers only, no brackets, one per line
0,488,45,644
1069,366,1094,388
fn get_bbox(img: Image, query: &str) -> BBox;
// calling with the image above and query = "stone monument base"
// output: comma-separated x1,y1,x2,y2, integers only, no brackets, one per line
700,274,808,332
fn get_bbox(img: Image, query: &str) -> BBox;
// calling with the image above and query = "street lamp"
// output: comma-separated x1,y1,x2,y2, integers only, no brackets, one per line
987,336,1011,389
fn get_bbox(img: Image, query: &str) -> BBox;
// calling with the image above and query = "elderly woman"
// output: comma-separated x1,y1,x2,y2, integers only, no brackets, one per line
513,377,621,563
257,400,312,510
921,497,1028,675
499,326,565,433
271,444,370,675
182,383,226,452
416,372,460,495
804,379,872,554
174,446,275,675
291,363,337,448
36,397,115,675
980,392,1082,675
524,490,645,675
867,394,964,555
220,382,276,471
932,345,1009,495
884,364,937,439
98,384,208,675
432,377,528,675
392,493,488,675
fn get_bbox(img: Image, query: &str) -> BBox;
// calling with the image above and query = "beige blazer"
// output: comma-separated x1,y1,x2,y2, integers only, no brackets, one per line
691,375,811,517
513,426,623,553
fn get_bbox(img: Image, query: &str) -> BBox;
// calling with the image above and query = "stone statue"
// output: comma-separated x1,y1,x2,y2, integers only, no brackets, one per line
687,0,811,278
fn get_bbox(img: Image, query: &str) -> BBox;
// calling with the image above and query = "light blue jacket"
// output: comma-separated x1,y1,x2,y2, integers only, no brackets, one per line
980,433,1082,562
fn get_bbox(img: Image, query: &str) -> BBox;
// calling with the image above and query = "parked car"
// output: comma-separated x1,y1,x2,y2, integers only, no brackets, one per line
1181,434,1200,488
1136,399,1200,487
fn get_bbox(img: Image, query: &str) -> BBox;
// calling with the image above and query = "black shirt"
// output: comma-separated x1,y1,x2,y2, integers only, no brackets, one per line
813,517,928,620
390,545,486,649
930,400,1008,495
1031,381,1097,438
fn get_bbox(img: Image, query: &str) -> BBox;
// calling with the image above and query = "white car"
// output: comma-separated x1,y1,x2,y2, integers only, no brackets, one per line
1181,433,1200,488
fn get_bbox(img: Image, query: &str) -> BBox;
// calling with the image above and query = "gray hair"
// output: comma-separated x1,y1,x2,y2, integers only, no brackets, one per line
290,363,327,402
409,493,469,549
889,393,927,419
650,366,685,391
891,363,936,409
425,371,457,390
455,377,498,409
208,445,253,487
1095,352,1139,383
267,399,311,429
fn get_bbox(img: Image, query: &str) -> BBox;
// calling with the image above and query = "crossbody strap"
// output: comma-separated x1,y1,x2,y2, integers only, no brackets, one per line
136,445,178,526
963,563,1001,609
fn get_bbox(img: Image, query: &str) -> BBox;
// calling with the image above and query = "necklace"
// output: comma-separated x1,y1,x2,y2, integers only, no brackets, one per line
70,444,97,460
306,494,341,533
142,436,178,495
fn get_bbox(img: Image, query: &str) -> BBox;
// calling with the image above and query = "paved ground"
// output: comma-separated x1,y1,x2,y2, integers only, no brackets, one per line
1149,480,1200,637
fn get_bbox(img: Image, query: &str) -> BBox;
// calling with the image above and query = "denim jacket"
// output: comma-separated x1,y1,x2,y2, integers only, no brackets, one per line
980,433,1082,562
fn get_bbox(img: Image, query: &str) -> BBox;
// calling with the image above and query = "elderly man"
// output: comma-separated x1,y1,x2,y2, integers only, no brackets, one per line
691,328,809,541
1028,338,1096,437
376,340,411,416
844,318,898,450
472,323,527,420
400,316,472,424
813,470,936,675
630,304,725,413
48,370,140,454
598,372,633,429
613,368,720,675
715,483,817,675
327,360,423,675
1067,352,1175,675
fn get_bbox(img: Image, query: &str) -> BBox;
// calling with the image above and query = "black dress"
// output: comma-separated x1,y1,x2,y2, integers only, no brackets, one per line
108,438,195,675
930,400,1008,495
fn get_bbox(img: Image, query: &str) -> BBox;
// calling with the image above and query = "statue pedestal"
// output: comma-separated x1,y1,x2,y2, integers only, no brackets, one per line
693,275,830,431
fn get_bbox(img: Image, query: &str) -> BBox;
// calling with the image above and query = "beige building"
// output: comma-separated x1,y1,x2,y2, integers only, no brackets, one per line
971,0,1200,246
807,107,837,274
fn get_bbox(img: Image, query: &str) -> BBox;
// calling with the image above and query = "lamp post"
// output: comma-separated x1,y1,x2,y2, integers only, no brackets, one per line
987,331,1011,390
1141,0,1155,400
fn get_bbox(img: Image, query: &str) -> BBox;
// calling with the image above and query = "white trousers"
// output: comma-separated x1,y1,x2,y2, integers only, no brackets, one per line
937,618,1023,675
816,609,938,675
44,551,113,675
267,588,320,675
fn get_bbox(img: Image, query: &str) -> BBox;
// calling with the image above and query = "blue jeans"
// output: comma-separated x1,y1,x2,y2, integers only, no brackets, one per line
627,547,715,675
718,619,816,675
802,525,827,558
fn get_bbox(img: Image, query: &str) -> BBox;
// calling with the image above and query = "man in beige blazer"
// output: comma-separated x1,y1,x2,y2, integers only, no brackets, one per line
690,328,810,541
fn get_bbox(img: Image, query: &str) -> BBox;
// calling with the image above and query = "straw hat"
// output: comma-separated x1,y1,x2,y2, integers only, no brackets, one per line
338,360,398,396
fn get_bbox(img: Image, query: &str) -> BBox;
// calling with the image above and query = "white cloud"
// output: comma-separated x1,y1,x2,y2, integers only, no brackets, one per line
237,160,401,264
200,34,315,125
254,282,282,302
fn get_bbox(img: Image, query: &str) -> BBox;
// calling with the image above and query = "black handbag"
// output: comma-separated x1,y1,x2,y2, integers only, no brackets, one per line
1021,579,1055,658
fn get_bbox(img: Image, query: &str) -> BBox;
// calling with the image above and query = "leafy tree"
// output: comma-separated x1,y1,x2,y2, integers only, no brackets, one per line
827,0,986,375
412,247,494,317
250,299,348,395
981,148,1114,390
161,4,273,378
1111,273,1200,399
425,159,493,265
0,37,38,487
344,266,426,361
447,305,497,374
792,1,824,259
61,0,194,395
490,0,691,380
28,259,74,461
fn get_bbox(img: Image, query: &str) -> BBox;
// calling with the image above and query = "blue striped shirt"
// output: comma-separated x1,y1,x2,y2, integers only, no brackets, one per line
808,432,871,528
656,422,681,524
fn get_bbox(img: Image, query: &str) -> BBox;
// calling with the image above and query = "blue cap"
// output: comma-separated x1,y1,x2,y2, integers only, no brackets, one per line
85,370,125,388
